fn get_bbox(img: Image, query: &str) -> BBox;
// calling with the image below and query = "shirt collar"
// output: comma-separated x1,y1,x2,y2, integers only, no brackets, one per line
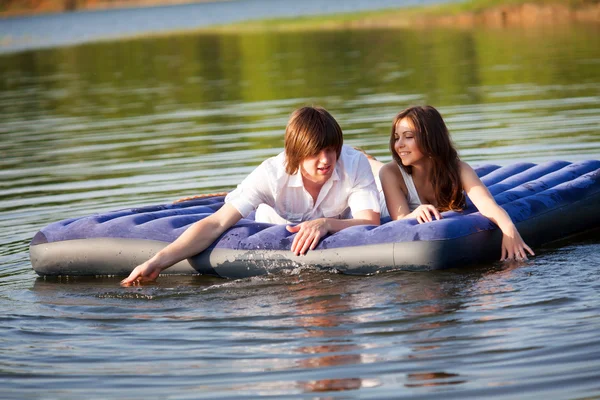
288,168,304,187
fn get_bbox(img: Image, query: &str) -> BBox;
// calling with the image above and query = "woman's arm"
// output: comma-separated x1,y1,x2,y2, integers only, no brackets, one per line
120,203,243,285
459,161,534,261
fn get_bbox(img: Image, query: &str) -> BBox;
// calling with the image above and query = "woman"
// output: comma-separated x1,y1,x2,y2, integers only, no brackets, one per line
379,105,534,261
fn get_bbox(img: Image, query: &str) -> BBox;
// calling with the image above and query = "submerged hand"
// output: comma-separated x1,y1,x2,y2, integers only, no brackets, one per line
120,261,162,286
501,227,535,261
286,218,329,255
410,204,442,224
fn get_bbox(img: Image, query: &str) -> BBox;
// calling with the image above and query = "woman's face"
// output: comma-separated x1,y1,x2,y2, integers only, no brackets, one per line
300,147,337,186
393,118,426,166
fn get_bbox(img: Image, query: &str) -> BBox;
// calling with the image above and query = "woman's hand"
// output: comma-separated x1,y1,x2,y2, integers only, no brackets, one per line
120,261,163,286
500,226,535,261
409,204,442,224
286,218,329,255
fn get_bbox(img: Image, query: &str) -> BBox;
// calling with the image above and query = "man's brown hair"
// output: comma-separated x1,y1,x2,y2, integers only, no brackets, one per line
284,106,343,175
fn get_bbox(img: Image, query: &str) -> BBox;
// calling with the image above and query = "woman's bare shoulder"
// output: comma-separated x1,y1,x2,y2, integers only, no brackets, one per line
380,161,407,188
458,160,477,177
458,160,472,170
380,161,402,176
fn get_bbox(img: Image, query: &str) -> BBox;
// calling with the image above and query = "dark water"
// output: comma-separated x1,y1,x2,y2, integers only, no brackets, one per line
1,12,600,399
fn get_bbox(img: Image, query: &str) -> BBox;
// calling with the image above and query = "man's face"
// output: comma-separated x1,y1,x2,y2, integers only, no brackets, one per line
300,147,337,186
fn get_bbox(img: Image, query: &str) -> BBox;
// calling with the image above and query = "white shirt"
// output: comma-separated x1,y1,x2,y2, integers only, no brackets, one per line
225,145,380,224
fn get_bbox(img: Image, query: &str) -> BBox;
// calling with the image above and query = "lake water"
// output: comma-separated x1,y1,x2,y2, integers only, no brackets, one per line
1,4,600,399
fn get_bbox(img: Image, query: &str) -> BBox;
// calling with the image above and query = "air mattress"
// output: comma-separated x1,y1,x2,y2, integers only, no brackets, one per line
30,160,600,279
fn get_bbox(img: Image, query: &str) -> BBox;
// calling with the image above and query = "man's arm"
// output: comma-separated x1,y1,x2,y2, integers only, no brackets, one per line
120,203,242,285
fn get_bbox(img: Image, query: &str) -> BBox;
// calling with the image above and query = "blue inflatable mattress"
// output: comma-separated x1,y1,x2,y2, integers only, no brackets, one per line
30,160,600,278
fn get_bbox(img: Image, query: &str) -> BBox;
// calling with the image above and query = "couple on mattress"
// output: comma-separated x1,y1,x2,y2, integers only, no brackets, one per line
121,105,533,285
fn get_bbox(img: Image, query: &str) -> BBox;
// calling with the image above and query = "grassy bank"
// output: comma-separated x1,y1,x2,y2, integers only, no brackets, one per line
203,0,600,32
428,0,597,13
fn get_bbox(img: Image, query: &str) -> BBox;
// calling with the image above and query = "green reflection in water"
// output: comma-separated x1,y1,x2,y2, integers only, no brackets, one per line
1,24,598,202
2,25,597,111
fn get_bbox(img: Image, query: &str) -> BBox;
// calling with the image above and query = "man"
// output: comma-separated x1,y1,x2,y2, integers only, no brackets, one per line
121,106,380,285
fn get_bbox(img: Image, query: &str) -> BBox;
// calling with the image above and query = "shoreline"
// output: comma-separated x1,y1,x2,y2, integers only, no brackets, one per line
0,0,229,18
2,0,599,28
411,1,600,28
204,1,600,32
1,0,598,55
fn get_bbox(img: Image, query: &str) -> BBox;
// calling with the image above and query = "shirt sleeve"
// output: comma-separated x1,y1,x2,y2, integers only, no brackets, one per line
225,160,274,218
347,153,381,215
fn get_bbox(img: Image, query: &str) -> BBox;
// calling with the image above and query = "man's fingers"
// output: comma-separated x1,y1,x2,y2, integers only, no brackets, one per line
290,227,322,255
287,219,328,255
290,225,305,253
525,244,535,256
291,234,301,255
120,274,139,286
299,231,320,255
520,248,530,260
310,234,320,250
299,236,312,255
286,224,300,233
292,229,308,255
121,265,146,285
507,248,515,261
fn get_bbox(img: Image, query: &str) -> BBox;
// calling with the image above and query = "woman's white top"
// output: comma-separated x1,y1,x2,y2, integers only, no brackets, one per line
398,165,422,212
226,145,380,224
379,164,422,219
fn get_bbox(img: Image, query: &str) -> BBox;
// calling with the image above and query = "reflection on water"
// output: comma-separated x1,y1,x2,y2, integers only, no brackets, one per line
1,20,599,399
292,280,373,393
0,0,443,53
405,372,465,388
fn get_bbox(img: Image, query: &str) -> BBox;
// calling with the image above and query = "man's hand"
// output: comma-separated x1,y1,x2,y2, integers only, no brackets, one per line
286,218,329,255
120,261,162,286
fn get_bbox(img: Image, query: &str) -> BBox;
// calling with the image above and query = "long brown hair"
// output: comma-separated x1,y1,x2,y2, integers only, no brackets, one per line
390,105,465,211
284,106,343,175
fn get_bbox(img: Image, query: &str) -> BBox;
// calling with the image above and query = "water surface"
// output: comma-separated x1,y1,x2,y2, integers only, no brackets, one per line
0,0,447,53
1,15,600,399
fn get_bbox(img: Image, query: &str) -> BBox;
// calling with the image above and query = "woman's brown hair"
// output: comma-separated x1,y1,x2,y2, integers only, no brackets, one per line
284,106,343,175
390,105,465,211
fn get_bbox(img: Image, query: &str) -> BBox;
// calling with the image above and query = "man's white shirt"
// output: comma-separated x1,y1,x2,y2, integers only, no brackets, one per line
225,145,380,224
